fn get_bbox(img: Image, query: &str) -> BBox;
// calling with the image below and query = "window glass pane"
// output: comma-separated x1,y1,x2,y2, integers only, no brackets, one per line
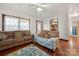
20,19,29,30
72,26,77,35
4,15,30,31
4,16,18,31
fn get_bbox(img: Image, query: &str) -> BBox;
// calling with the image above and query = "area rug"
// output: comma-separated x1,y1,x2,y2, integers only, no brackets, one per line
6,44,49,56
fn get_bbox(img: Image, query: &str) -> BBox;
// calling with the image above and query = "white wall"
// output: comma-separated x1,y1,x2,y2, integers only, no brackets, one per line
58,14,69,40
43,19,50,30
30,19,36,34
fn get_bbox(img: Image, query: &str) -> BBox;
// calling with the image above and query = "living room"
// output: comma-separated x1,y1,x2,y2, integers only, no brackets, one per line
0,3,79,56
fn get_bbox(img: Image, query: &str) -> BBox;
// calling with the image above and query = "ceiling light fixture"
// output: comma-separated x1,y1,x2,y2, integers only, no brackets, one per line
37,7,43,12
32,3,47,12
33,3,47,7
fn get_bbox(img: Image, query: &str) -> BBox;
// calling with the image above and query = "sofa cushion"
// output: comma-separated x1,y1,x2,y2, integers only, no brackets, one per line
0,39,14,45
37,33,44,37
41,30,48,34
23,36,32,40
48,31,59,37
44,34,50,38
6,32,14,39
25,30,31,36
15,31,22,39
37,31,46,37
22,30,31,37
38,30,50,38
0,32,7,40
38,30,59,38
13,39,23,43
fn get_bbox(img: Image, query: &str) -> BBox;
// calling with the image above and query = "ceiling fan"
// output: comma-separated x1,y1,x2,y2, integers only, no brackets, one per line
28,3,48,12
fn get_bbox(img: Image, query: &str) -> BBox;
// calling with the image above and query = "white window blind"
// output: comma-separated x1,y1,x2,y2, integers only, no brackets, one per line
20,19,29,30
4,15,30,31
4,16,18,31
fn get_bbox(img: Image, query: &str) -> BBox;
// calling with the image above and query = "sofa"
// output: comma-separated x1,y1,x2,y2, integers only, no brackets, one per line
34,30,59,51
0,30,32,51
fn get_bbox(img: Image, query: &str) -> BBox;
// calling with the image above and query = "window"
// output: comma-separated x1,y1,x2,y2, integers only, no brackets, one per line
3,14,30,31
20,19,29,30
71,21,77,36
4,16,18,31
72,26,77,35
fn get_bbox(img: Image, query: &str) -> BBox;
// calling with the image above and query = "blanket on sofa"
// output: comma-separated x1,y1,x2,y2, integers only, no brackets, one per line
34,35,58,50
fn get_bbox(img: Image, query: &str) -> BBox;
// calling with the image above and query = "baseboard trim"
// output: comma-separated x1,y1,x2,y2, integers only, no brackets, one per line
59,38,68,41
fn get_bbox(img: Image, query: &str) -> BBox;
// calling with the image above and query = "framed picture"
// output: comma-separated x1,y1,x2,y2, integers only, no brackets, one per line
50,18,58,31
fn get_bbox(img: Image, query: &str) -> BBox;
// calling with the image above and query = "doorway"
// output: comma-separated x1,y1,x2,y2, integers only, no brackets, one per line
36,20,43,34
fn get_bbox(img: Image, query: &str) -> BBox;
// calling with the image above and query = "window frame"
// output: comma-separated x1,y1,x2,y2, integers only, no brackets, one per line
2,14,30,31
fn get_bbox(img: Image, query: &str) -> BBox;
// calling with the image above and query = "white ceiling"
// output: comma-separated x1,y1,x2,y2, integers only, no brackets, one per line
0,3,79,19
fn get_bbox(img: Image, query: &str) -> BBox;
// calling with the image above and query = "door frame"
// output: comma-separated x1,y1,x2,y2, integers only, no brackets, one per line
36,20,43,34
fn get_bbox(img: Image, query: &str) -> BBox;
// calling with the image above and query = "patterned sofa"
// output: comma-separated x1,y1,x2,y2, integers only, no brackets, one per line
0,30,32,51
34,30,59,51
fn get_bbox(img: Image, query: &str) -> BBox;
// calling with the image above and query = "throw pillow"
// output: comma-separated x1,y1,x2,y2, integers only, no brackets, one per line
44,34,50,38
15,31,22,39
24,30,31,36
7,32,14,39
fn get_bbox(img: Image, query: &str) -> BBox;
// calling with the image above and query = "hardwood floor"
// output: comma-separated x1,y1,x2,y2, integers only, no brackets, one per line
0,37,79,56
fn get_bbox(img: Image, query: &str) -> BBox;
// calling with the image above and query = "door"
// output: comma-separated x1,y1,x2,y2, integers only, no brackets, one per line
36,20,43,34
